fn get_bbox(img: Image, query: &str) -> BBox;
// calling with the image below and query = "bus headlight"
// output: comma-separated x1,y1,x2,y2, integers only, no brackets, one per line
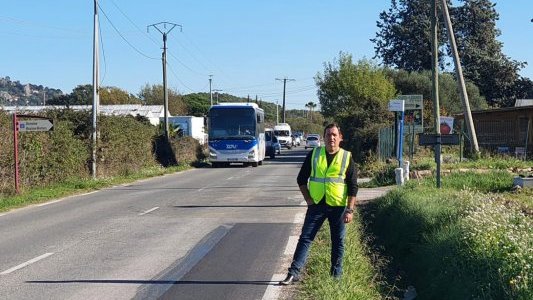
248,149,255,158
209,151,217,159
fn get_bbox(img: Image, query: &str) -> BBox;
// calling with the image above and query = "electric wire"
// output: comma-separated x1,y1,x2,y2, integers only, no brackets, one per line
98,15,108,86
169,34,211,74
97,3,158,60
166,62,196,93
108,0,160,47
182,31,235,86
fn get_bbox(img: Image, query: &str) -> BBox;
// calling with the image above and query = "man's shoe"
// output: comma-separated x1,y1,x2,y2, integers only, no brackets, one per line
279,274,298,285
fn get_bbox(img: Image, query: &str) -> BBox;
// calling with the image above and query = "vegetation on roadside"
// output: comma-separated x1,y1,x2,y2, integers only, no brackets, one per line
300,169,532,300
296,214,387,300
0,109,207,212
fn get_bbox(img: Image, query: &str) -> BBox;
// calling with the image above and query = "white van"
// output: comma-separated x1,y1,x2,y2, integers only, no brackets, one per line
274,123,293,149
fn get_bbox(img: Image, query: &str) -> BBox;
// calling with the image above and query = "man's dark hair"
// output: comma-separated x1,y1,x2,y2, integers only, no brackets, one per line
323,122,342,136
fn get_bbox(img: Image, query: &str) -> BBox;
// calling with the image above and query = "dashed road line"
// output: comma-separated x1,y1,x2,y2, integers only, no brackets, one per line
1,252,54,275
138,207,159,216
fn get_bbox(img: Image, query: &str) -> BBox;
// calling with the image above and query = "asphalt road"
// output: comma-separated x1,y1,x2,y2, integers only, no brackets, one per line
0,147,310,299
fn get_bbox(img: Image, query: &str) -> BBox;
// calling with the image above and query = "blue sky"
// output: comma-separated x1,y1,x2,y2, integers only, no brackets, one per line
1,0,531,109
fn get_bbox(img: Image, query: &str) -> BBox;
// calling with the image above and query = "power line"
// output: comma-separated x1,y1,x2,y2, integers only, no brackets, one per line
108,0,160,47
169,34,211,74
97,14,107,86
275,77,295,123
167,62,196,93
97,3,158,60
182,31,234,86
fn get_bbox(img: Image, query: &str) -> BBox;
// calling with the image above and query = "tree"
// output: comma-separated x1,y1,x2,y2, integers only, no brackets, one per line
70,84,93,105
100,86,140,105
48,84,92,106
373,0,527,107
315,53,396,163
386,69,487,116
138,84,187,116
182,93,210,116
372,0,447,71
452,0,526,106
305,101,317,121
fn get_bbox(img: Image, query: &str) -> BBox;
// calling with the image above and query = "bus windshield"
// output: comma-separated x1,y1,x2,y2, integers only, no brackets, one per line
209,108,256,140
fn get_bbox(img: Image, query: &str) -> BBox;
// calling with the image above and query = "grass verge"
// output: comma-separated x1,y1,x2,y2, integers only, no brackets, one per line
299,170,532,299
0,164,191,212
295,213,389,300
362,171,532,299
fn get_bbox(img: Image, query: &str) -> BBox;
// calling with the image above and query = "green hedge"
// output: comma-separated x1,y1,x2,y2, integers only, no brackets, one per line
0,110,204,195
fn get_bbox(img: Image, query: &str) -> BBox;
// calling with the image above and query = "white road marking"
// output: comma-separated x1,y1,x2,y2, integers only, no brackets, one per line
284,236,299,256
1,252,54,275
36,199,62,207
226,176,234,180
293,212,305,224
261,273,285,300
138,207,159,216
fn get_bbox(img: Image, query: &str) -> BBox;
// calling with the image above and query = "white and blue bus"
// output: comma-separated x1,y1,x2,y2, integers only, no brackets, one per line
208,103,265,167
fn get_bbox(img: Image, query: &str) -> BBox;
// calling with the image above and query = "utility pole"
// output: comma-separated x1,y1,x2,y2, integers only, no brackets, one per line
275,77,295,123
92,0,100,179
276,101,279,124
430,0,442,188
148,22,182,140
440,0,479,154
213,89,222,104
209,74,213,106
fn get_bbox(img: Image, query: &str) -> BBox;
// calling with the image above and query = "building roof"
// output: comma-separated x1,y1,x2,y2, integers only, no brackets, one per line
0,104,167,119
515,99,533,107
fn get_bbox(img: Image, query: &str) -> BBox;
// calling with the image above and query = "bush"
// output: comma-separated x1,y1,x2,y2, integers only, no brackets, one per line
97,115,158,176
0,109,206,195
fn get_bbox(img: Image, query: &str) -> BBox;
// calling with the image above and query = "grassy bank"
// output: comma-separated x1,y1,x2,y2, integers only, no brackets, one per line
300,170,531,299
365,171,531,299
0,164,191,212
295,213,387,300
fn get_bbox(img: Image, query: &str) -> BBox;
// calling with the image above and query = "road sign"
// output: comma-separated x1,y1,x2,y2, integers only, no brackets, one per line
397,95,423,134
388,99,405,112
17,119,54,132
418,134,460,146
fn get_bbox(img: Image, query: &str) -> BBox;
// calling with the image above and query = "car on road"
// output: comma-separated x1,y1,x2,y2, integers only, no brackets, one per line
272,136,281,155
291,134,301,146
266,129,282,158
305,135,320,149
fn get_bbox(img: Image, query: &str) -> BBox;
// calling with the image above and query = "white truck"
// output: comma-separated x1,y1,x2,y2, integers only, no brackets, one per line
274,123,293,149
167,116,207,144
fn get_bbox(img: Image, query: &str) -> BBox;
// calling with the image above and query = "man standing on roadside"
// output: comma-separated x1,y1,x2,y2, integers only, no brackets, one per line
280,123,358,285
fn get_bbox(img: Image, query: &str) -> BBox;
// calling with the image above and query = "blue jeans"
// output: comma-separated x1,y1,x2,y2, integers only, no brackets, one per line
288,204,346,278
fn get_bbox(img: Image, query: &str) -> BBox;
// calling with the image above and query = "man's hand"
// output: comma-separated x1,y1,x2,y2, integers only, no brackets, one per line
343,212,353,223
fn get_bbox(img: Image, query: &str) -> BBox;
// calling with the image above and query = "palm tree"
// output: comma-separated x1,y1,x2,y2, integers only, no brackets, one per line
305,101,317,122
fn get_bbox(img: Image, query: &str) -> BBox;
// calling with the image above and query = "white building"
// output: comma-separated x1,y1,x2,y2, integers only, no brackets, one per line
0,104,167,126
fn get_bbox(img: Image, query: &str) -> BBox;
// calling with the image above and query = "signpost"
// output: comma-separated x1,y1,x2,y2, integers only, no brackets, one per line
397,95,424,134
12,114,54,193
17,119,54,132
388,99,405,168
418,133,461,188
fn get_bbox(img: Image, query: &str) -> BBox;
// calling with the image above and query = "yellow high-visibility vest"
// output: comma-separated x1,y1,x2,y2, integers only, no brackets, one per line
308,147,351,206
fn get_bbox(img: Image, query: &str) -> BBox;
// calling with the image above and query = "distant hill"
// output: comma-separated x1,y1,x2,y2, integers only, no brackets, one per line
0,76,63,106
